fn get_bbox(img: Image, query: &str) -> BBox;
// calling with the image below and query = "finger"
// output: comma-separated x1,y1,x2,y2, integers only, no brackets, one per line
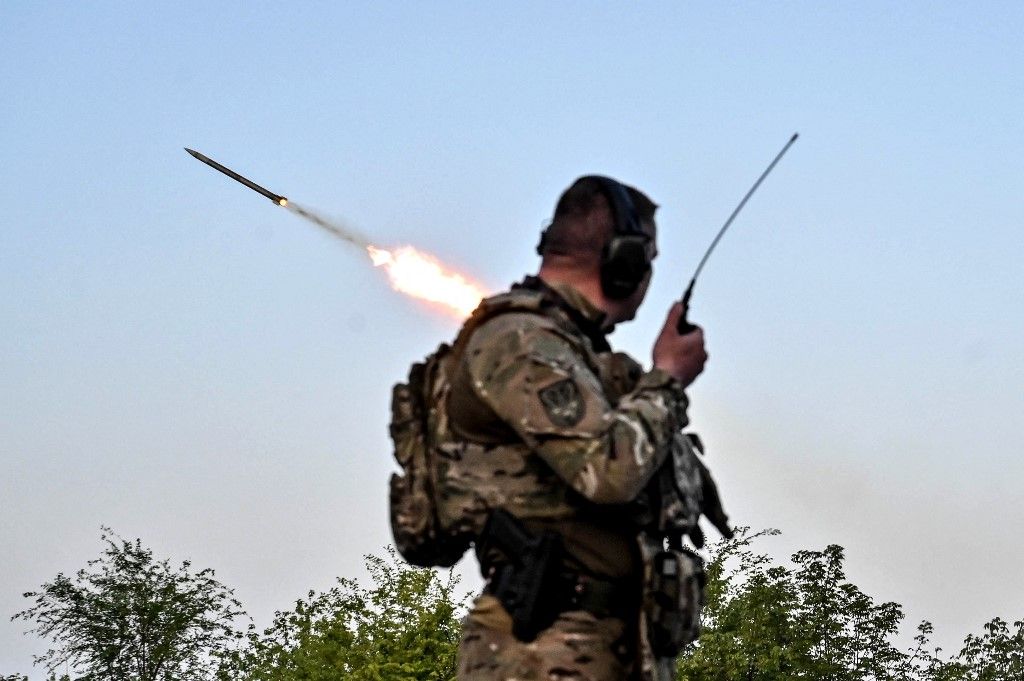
676,314,703,338
664,302,683,326
683,326,704,342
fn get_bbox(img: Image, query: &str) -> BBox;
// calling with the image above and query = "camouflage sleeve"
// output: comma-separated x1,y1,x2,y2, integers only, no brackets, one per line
462,312,689,505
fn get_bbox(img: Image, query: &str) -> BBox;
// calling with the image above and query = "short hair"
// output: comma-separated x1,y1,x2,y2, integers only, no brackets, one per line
539,176,657,264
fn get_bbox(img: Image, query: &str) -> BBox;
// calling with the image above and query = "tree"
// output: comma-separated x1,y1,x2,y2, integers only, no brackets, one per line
677,528,803,680
927,618,1024,681
12,528,246,681
676,529,1024,681
678,528,929,680
219,548,466,681
14,529,1022,680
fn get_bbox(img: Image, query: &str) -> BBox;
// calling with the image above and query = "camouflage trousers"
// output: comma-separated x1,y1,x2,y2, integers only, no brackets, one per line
457,595,636,681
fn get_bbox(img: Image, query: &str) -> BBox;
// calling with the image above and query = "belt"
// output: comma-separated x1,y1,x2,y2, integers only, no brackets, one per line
485,565,637,621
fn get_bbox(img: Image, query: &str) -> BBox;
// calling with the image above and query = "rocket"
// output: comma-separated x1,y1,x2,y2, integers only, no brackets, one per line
183,146,490,318
185,148,288,206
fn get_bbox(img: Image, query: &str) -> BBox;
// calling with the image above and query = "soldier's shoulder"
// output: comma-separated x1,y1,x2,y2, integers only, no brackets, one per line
477,287,548,316
459,290,580,363
466,307,562,353
460,289,554,338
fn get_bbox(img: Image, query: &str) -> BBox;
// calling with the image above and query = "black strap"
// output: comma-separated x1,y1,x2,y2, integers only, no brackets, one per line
565,572,637,620
485,565,634,622
480,508,636,636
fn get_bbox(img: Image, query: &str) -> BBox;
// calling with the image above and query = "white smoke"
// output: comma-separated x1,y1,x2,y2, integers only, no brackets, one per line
283,201,371,249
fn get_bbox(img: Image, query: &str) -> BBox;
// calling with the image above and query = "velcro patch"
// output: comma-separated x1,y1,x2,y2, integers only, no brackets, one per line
538,378,585,427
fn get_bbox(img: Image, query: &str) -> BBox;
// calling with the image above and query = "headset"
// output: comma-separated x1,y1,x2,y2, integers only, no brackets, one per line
536,175,652,300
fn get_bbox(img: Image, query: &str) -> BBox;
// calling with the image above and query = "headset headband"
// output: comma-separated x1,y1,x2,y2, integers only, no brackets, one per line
583,175,643,240
536,175,652,300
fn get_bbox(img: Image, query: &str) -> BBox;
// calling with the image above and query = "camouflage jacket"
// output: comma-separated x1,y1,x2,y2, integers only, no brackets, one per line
438,277,698,580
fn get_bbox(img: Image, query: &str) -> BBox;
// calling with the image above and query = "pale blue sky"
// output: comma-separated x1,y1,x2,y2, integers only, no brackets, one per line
2,2,1022,675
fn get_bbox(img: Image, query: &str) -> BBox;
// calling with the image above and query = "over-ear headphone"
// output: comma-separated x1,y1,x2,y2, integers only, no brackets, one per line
536,175,652,300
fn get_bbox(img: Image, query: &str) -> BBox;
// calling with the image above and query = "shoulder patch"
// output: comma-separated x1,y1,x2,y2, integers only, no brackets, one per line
538,378,585,427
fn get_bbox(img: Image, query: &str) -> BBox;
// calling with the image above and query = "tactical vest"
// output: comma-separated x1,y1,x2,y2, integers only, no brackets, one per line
388,286,703,568
439,289,608,528
391,288,615,564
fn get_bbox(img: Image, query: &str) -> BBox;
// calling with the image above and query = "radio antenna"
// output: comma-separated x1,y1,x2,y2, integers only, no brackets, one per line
677,132,799,333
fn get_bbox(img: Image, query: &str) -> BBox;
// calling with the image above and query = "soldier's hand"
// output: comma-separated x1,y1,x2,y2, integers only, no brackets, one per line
653,303,707,387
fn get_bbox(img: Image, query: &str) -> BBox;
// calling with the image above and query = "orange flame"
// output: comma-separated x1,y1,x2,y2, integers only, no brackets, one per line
366,245,487,318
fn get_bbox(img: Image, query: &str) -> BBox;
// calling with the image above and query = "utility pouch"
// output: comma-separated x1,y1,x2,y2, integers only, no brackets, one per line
388,348,471,568
480,509,564,642
643,548,705,657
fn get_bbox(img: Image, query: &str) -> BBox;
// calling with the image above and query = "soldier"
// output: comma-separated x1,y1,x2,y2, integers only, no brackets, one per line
390,175,729,680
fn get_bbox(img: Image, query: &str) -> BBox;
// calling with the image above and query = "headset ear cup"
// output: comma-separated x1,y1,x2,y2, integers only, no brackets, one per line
600,235,651,299
536,229,548,256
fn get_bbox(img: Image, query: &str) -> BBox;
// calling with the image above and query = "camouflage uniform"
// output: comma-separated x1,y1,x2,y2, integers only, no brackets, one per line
459,594,632,681
440,277,699,681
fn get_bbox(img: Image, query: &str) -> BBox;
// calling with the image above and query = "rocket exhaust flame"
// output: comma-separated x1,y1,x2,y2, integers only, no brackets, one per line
185,148,487,318
284,201,486,318
366,245,486,318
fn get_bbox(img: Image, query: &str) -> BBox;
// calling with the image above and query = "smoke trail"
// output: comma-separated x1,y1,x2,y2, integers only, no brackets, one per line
282,198,488,318
283,200,370,249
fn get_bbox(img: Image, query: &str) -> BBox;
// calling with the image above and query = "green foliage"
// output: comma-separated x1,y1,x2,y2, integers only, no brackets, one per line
678,528,806,680
11,529,1022,681
12,528,246,681
219,548,467,681
677,529,1024,681
958,618,1024,679
926,618,1024,681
